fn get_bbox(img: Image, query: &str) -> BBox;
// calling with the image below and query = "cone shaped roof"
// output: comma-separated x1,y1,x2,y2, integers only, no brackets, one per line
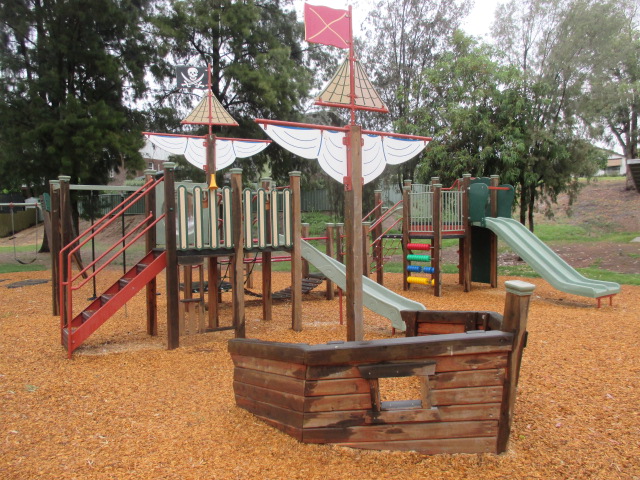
181,93,239,126
315,58,388,112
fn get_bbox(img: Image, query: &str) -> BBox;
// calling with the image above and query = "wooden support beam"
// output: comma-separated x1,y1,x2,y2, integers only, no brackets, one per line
144,169,158,336
373,190,383,286
163,163,180,349
261,177,272,322
325,223,335,300
335,223,344,264
290,172,302,332
432,183,442,297
402,179,411,291
49,180,61,317
362,221,371,277
462,174,472,292
344,125,363,341
58,175,71,331
207,257,219,328
490,175,499,288
230,168,246,338
497,280,535,453
301,223,310,279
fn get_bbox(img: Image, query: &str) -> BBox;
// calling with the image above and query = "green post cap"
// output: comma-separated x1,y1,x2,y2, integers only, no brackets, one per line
58,175,71,182
229,168,242,174
289,171,301,177
163,162,176,170
143,169,156,176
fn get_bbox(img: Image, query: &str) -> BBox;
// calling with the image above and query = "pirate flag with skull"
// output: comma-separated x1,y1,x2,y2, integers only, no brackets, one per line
176,66,207,90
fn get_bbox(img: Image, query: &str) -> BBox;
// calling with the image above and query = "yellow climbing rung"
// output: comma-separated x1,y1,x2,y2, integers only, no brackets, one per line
407,276,435,286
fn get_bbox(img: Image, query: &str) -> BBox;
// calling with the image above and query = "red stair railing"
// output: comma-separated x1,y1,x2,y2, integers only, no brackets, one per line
59,176,165,352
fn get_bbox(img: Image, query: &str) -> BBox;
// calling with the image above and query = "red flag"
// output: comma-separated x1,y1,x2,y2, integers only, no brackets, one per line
304,3,351,49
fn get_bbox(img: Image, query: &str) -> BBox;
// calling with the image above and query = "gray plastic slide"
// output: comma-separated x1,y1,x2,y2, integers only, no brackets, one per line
300,239,425,331
481,217,620,298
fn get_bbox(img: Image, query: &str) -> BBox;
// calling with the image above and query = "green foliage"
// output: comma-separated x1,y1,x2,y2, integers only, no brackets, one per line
0,0,153,194
149,0,334,185
362,0,472,188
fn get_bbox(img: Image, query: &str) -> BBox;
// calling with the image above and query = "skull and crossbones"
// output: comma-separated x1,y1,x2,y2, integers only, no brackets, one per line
180,67,205,89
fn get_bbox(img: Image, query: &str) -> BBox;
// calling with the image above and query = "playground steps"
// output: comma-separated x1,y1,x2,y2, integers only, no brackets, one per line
62,250,167,356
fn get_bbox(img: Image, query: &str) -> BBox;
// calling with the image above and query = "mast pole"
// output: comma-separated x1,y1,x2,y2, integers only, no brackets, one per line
348,5,356,126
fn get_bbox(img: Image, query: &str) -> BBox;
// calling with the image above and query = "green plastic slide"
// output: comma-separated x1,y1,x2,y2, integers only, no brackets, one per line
300,239,425,331
481,217,620,298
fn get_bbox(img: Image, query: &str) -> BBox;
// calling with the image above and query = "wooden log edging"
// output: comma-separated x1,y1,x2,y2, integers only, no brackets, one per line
228,280,534,456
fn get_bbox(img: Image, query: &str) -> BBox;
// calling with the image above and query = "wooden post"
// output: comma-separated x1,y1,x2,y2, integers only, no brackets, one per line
373,190,383,286
49,180,61,316
462,174,472,292
325,223,335,300
344,125,363,341
497,280,535,453
290,171,302,332
230,168,245,338
261,177,272,322
144,169,158,336
301,223,310,279
207,257,219,328
206,133,220,328
163,162,180,350
362,221,371,277
432,183,442,297
402,179,411,291
335,223,344,264
490,175,499,288
58,175,71,330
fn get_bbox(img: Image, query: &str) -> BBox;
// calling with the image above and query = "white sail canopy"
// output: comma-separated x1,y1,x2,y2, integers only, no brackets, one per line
259,124,429,184
146,134,269,171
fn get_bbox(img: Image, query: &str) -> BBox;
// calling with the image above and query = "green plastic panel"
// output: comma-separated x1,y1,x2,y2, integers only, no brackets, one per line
469,183,489,225
471,225,492,284
497,185,515,218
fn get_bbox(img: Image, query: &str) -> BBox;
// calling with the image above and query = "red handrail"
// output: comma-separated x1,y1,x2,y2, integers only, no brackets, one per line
362,200,383,223
368,199,403,232
370,216,403,248
59,176,164,334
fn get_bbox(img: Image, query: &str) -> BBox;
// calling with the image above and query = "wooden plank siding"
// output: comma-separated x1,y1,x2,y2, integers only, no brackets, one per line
230,333,510,454
229,281,534,455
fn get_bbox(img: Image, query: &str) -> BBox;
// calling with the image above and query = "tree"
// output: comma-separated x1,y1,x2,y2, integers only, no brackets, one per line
361,0,472,188
414,31,605,230
0,0,153,193
490,0,606,228
148,0,335,185
565,0,639,189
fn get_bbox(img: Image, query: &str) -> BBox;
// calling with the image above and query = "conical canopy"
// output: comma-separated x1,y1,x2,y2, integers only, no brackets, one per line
315,58,388,112
182,93,239,126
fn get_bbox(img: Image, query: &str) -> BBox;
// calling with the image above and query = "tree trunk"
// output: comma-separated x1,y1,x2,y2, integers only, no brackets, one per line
527,186,535,232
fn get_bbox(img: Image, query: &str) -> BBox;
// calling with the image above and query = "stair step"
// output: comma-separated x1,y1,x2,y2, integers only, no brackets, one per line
119,278,132,288
137,263,148,273
100,294,113,305
82,310,95,322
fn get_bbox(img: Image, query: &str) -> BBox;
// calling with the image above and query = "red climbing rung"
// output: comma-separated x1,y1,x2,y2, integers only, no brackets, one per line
407,243,431,251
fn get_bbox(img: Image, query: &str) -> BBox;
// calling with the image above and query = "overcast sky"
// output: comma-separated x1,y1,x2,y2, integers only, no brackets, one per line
293,1,505,40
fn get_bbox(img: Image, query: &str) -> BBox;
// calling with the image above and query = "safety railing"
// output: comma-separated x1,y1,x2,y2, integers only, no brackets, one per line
59,175,165,333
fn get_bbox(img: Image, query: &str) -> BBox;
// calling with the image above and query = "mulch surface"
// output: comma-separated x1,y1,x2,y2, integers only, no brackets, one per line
1,269,639,479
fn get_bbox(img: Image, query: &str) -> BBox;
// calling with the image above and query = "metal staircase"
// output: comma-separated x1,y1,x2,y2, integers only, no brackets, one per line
59,175,166,357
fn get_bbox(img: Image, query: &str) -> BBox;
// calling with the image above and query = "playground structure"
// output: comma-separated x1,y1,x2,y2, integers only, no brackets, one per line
50,165,429,357
366,174,620,306
229,280,534,455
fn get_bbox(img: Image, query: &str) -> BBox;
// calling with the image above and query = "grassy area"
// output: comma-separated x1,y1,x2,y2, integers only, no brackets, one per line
0,263,47,274
532,223,638,243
